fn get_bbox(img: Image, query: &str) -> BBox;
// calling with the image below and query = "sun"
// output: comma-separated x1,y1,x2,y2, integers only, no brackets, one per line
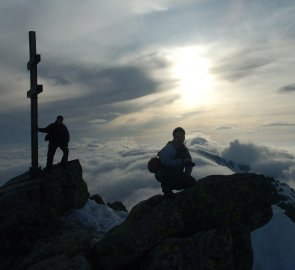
172,46,214,107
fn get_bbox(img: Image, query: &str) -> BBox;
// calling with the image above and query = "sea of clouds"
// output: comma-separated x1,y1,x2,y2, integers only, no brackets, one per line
1,134,295,210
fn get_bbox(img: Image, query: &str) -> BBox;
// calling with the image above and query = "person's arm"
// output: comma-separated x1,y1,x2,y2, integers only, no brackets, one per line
38,124,52,133
65,126,70,143
160,144,183,167
184,148,193,175
38,127,48,133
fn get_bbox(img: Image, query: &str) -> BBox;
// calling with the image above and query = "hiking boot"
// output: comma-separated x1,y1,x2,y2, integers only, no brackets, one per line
45,167,53,174
60,163,68,169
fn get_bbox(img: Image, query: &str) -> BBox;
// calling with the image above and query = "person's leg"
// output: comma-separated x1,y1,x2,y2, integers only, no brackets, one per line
46,143,57,171
172,173,196,190
155,171,175,198
182,174,196,188
59,144,69,167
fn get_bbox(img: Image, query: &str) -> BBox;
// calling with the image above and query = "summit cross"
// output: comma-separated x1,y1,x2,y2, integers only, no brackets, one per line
27,31,43,177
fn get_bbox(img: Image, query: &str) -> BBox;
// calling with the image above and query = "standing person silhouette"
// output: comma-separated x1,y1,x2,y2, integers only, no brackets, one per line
155,127,196,198
38,115,70,172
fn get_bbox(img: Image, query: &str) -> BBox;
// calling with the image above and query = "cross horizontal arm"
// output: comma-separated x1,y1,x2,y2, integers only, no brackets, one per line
27,54,41,70
27,85,43,98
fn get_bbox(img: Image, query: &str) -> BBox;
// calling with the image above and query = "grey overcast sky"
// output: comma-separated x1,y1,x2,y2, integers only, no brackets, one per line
1,0,295,148
1,0,295,206
0,0,295,148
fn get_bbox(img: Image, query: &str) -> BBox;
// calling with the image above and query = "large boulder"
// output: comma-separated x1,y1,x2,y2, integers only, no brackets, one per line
107,201,128,212
91,194,105,205
26,254,93,270
141,225,252,270
19,230,94,270
93,173,274,270
0,159,89,217
0,159,90,269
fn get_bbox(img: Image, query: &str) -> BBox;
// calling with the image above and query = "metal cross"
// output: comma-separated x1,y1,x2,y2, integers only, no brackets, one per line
27,31,43,177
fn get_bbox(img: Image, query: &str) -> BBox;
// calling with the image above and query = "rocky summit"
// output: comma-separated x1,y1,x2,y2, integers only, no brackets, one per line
0,162,284,270
93,173,274,270
0,159,91,270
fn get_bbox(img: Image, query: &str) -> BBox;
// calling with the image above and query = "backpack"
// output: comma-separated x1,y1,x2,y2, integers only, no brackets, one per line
147,153,162,173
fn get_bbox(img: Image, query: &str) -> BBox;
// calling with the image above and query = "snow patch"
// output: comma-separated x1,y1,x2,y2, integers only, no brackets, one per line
251,205,295,270
61,199,128,238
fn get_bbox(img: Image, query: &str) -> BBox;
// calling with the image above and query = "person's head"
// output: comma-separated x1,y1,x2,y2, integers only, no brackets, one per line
56,115,64,125
172,127,185,147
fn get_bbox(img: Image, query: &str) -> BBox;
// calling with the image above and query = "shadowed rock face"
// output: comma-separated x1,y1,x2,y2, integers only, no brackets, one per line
0,160,89,216
0,167,279,270
0,159,90,269
107,201,128,212
93,173,274,270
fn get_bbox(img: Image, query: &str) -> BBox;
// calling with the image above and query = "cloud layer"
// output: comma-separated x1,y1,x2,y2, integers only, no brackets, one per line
222,139,295,181
1,135,295,210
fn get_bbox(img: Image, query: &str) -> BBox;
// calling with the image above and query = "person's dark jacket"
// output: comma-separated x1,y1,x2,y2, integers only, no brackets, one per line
38,121,70,145
158,141,193,174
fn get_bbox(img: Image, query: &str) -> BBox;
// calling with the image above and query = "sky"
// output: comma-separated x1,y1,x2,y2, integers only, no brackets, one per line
1,0,295,207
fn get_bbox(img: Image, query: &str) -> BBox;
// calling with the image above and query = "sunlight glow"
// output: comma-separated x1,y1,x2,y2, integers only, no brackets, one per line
172,47,214,107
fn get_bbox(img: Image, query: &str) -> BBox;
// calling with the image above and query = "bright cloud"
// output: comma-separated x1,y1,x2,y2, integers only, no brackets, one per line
222,139,295,181
2,135,295,210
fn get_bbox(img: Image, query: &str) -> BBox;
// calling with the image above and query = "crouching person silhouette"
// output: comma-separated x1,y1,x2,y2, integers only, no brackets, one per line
38,115,70,172
155,127,196,198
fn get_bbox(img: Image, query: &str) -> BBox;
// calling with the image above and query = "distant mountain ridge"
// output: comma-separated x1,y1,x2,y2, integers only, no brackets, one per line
191,146,251,173
272,178,295,222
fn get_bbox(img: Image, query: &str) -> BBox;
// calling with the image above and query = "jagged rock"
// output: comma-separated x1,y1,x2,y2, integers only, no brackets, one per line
91,194,105,205
0,163,281,270
93,173,274,270
0,159,90,269
26,255,93,270
140,225,252,270
271,179,295,223
19,230,94,269
0,159,89,217
0,201,60,259
107,201,128,212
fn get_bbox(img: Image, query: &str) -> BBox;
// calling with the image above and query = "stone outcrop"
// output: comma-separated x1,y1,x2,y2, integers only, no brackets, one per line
19,230,94,270
0,159,90,270
107,201,128,212
91,194,105,205
271,179,295,223
0,165,282,270
93,173,274,270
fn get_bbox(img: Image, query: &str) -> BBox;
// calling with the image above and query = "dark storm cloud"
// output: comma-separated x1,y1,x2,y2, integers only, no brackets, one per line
40,62,162,102
31,60,167,132
278,84,295,93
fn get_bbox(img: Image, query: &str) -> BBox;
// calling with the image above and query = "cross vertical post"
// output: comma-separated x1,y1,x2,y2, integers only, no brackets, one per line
27,31,43,178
